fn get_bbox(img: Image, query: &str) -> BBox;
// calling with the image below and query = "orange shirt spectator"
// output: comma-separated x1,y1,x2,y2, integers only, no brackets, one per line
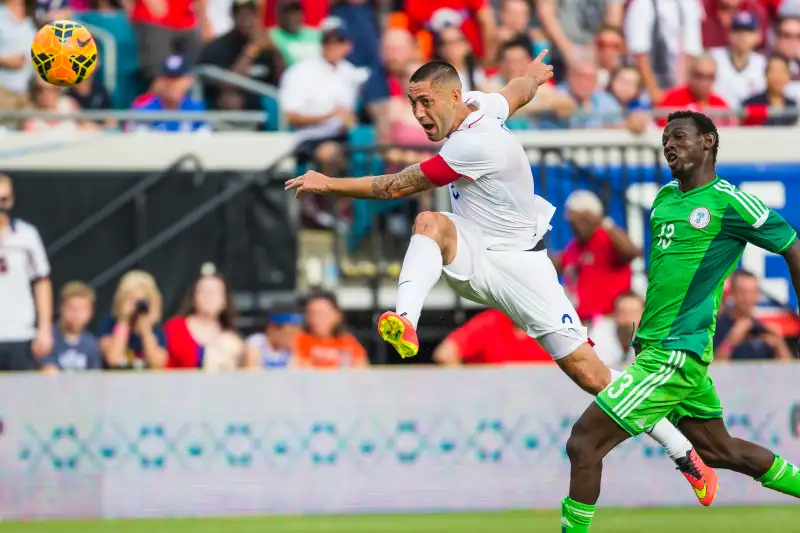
657,55,730,126
295,331,367,368
405,0,494,61
433,310,553,365
295,291,368,368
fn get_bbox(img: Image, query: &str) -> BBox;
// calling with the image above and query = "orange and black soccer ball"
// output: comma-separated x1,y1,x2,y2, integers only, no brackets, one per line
30,20,99,87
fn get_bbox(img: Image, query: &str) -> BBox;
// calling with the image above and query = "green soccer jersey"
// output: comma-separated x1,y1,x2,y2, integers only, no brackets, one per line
634,176,797,362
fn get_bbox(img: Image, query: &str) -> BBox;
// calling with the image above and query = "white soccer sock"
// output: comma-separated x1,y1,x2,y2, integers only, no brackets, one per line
608,368,691,462
395,235,443,329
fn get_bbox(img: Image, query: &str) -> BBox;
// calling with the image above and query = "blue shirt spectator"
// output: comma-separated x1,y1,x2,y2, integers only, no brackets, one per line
130,54,210,132
40,282,102,373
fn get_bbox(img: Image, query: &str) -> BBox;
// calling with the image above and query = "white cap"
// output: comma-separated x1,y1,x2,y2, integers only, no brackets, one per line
565,190,603,216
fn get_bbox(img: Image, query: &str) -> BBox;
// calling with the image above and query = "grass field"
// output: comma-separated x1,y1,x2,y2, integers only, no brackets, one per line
4,506,800,533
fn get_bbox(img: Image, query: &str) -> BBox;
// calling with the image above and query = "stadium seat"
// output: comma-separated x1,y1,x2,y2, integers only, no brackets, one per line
261,94,280,131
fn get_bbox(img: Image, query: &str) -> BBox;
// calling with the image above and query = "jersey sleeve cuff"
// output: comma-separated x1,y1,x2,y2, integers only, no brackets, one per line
778,232,798,255
420,154,466,186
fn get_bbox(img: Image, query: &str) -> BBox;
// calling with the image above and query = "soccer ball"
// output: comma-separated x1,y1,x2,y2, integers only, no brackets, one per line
30,20,98,87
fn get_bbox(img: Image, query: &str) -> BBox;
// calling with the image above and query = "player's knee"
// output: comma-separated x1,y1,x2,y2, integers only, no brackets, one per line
565,424,597,467
412,211,451,239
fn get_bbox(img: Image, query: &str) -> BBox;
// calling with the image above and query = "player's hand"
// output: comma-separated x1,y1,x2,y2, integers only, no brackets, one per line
526,49,554,86
727,317,754,346
285,170,333,197
31,327,54,359
4,55,26,70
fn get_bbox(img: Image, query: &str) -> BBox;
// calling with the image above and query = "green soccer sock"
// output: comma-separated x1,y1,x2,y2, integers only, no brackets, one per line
561,497,596,532
757,455,800,498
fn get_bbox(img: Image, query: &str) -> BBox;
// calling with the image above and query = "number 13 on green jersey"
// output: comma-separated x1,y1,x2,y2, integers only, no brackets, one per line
635,177,797,362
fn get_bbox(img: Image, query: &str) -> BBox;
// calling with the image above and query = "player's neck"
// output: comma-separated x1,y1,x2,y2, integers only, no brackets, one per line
677,167,717,192
449,103,475,136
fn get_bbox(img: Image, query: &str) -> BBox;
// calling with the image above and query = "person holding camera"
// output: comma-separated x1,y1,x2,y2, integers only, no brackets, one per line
714,269,793,361
98,270,168,370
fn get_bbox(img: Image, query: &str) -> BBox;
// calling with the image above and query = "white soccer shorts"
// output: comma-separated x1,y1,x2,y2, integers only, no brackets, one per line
440,212,588,360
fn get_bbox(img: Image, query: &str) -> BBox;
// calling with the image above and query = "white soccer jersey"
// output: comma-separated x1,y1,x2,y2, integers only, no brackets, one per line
420,91,555,251
0,218,51,341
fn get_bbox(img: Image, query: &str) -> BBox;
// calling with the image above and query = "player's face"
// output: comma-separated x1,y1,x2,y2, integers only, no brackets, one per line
408,80,460,142
662,118,709,178
0,180,13,214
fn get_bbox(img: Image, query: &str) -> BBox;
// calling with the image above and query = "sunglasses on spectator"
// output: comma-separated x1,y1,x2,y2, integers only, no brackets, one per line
779,31,800,40
691,70,716,80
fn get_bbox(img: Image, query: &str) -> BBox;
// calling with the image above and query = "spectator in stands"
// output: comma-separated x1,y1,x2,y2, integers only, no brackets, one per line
433,309,553,365
39,282,102,374
587,292,643,368
270,0,321,68
23,77,100,134
67,73,114,128
770,16,800,101
199,0,282,112
131,0,208,85
262,0,327,28
607,66,648,110
0,0,37,123
369,28,419,139
433,25,489,93
245,303,303,368
552,190,640,324
206,0,264,37
329,1,385,121
98,270,168,370
658,55,730,126
535,0,624,81
35,0,74,25
710,11,766,109
496,0,536,54
165,268,259,370
714,269,793,361
742,54,799,126
702,0,769,48
294,291,368,368
0,174,52,372
405,0,497,63
548,56,624,129
279,18,364,178
131,54,211,132
624,0,703,106
594,25,625,90
486,38,575,127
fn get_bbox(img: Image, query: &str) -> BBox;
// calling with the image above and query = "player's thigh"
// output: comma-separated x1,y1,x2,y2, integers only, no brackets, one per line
595,347,703,437
440,214,491,305
555,342,612,395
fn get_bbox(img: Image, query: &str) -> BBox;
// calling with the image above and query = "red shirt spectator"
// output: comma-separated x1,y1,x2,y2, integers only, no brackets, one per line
562,228,633,320
557,190,641,322
657,55,730,126
405,0,491,60
702,0,768,48
433,310,553,365
131,0,197,30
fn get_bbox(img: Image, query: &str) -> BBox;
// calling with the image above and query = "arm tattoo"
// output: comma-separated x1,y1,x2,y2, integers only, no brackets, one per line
369,163,433,200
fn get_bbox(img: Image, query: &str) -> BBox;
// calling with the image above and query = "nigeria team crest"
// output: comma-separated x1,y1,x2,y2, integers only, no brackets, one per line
690,207,711,229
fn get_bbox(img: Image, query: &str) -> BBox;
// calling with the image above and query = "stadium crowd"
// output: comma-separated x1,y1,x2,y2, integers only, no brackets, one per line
2,0,800,136
0,172,794,373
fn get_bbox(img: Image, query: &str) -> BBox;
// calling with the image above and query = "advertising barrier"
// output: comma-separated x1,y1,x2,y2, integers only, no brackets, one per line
1,365,799,520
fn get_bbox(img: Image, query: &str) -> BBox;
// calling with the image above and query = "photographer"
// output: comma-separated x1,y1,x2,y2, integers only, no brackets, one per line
98,270,168,370
714,269,793,361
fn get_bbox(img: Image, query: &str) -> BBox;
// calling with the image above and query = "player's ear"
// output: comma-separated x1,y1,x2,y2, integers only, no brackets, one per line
452,87,462,105
702,132,716,152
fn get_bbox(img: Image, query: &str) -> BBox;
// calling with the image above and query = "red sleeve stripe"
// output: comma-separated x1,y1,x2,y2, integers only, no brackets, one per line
420,154,462,186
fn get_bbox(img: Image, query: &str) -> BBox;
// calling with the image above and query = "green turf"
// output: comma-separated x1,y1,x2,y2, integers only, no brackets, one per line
4,506,800,533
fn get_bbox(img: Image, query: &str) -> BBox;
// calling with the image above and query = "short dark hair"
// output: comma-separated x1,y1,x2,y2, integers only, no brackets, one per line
767,53,791,72
775,15,800,32
731,269,757,289
498,38,533,62
595,24,623,38
409,60,461,88
666,110,720,163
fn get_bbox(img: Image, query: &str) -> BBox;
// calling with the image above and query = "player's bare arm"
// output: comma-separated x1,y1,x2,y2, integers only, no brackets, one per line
782,240,800,356
284,164,435,200
499,49,554,118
